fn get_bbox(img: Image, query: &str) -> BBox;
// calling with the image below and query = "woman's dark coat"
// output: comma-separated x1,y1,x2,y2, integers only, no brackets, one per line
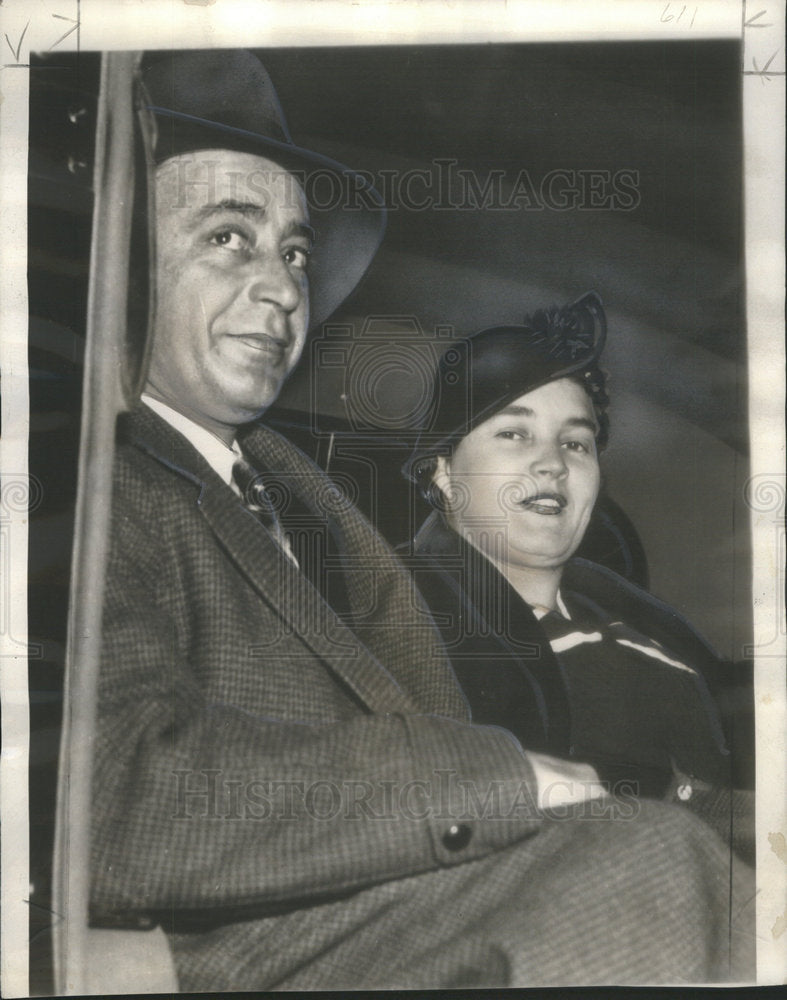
408,512,754,856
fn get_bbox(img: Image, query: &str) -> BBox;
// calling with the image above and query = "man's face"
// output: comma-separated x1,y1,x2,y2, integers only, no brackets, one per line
435,378,601,572
147,149,312,437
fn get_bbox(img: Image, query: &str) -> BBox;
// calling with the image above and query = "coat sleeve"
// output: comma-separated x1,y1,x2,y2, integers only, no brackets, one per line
90,466,542,924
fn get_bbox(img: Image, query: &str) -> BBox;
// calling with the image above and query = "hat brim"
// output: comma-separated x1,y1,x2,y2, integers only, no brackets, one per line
402,292,607,482
401,354,593,483
146,107,387,330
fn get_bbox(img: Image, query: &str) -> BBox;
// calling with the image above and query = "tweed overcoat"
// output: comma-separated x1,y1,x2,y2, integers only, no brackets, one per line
89,405,753,989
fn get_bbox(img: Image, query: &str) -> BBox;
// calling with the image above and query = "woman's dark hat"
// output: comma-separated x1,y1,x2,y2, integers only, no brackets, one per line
139,49,386,328
404,291,607,481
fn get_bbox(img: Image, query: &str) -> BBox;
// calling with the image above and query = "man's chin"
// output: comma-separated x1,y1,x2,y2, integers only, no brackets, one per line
225,400,278,427
220,379,287,425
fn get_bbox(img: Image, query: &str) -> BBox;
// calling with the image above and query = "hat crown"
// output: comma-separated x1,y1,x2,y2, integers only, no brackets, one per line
136,49,387,330
404,292,607,479
141,49,292,148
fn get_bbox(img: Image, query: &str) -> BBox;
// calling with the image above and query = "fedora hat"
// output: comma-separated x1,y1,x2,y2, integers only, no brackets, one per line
139,49,386,328
404,291,608,481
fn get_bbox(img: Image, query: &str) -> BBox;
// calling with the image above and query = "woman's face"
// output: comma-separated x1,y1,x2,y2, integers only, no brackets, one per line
434,378,601,572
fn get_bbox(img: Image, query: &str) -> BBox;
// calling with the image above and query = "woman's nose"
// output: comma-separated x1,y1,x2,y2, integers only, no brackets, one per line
530,443,567,479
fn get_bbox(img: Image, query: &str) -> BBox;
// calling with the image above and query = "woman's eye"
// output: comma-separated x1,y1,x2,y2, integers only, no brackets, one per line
495,430,524,441
283,246,310,271
210,229,249,252
562,440,590,453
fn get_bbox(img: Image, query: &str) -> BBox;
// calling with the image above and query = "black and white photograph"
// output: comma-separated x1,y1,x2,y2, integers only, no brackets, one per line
1,0,784,994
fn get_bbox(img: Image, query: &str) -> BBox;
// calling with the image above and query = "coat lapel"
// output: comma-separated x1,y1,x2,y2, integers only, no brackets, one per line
122,406,464,718
240,423,469,720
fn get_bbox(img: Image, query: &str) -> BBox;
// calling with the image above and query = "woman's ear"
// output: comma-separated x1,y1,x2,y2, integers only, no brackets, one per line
432,455,452,496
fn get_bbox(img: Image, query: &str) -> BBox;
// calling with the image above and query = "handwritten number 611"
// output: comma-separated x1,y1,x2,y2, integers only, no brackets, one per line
660,3,699,26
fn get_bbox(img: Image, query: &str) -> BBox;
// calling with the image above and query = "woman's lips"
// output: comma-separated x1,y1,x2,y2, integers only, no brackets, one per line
519,492,567,515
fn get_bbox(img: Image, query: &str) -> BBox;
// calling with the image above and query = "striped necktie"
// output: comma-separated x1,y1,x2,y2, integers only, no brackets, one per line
232,454,300,569
232,454,280,532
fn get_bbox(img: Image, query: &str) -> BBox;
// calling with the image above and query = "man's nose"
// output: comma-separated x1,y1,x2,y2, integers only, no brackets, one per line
530,442,567,478
247,255,303,314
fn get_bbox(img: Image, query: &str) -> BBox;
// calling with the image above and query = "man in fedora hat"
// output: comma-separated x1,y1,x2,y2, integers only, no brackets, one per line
91,49,753,990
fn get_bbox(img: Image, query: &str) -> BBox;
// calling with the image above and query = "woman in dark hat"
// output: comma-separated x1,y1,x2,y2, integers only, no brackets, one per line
405,293,752,851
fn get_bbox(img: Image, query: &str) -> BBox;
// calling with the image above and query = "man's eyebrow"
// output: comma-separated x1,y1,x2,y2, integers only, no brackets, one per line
194,202,316,246
282,221,317,246
196,199,268,221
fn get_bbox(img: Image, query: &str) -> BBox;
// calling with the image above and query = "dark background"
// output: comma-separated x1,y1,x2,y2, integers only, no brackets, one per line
27,40,747,993
264,41,749,659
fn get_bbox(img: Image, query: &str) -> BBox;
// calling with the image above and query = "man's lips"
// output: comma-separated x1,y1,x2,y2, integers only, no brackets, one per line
518,492,567,515
229,332,289,359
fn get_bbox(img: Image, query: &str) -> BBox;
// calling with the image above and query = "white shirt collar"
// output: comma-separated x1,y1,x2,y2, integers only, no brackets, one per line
530,591,572,621
556,590,571,619
141,395,300,567
141,394,241,488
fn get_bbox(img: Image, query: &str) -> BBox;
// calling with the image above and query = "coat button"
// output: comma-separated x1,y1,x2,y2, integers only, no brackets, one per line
442,823,472,851
677,783,693,802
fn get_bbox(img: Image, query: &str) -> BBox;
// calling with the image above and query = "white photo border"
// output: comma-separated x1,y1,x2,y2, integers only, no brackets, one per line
1,0,784,993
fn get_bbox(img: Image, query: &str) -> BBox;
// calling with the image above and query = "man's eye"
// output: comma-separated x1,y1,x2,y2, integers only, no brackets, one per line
496,430,524,441
283,246,311,271
209,229,249,251
562,440,590,453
